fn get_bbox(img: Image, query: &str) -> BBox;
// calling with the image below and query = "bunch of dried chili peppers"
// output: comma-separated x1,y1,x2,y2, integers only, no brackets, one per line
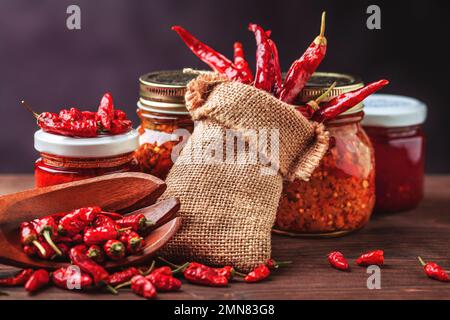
172,12,389,120
22,92,132,137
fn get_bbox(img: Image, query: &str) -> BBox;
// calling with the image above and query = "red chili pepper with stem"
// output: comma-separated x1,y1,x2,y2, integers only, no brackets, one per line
146,272,182,292
107,267,140,287
59,107,82,122
328,251,350,271
0,269,34,286
356,250,384,266
183,263,228,287
233,42,253,81
39,114,98,137
19,222,47,257
248,23,273,92
215,266,235,280
87,245,105,264
51,266,93,290
267,38,282,96
131,275,157,299
81,111,98,121
24,269,50,293
33,216,62,256
69,245,109,285
171,26,252,83
97,92,114,131
312,79,389,122
103,240,126,260
83,225,118,246
243,264,271,283
418,256,449,282
58,206,101,236
280,12,327,104
115,213,155,232
119,230,144,254
37,240,56,260
297,82,337,118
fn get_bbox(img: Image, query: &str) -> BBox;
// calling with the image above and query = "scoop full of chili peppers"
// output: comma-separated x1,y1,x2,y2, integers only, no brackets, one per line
21,92,132,138
172,12,389,121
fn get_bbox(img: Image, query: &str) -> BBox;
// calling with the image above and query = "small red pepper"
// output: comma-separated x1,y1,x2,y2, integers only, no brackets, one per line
248,23,273,93
0,269,34,286
233,42,253,81
58,206,101,236
83,225,118,246
97,92,114,131
120,230,144,254
131,275,157,299
110,119,132,135
51,266,93,290
69,245,109,285
183,262,228,287
19,222,46,257
146,272,182,292
103,240,126,261
37,112,98,137
59,107,82,122
33,216,62,256
418,256,449,282
214,266,235,280
356,250,384,266
114,109,127,120
24,269,50,293
267,38,282,96
244,265,271,283
115,213,154,232
86,245,105,264
328,251,350,271
107,267,140,287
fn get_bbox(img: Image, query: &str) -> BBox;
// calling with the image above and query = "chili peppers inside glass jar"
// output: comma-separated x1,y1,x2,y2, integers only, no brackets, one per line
135,70,195,179
34,130,139,187
362,94,427,213
275,73,375,237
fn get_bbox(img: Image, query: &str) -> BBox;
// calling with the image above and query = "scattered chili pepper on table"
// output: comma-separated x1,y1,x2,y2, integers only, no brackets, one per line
24,269,50,293
146,272,182,292
328,251,350,271
418,256,449,282
107,267,140,287
51,267,93,290
243,265,271,283
183,262,228,287
131,275,157,299
356,250,384,266
0,269,34,286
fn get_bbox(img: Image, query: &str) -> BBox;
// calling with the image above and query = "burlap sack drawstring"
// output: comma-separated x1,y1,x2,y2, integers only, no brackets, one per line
159,73,329,272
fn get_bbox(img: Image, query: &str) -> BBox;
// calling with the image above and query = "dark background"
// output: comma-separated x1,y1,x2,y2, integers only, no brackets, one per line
0,0,448,173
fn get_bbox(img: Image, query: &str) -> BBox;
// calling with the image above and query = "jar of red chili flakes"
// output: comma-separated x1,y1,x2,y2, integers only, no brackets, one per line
136,70,195,179
362,94,427,213
275,73,375,237
34,130,139,187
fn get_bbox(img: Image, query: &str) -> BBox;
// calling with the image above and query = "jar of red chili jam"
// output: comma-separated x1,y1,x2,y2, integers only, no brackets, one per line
275,73,375,237
135,70,195,180
362,94,427,213
34,130,139,187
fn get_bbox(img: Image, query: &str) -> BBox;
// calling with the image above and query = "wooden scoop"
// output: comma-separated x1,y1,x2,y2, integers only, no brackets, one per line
0,172,181,270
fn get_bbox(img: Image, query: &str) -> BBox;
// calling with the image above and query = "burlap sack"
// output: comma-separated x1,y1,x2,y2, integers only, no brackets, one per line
159,73,329,271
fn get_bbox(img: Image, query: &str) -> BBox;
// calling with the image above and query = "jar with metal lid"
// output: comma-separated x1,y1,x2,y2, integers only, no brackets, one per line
362,94,427,213
275,72,375,237
34,130,139,187
135,70,196,179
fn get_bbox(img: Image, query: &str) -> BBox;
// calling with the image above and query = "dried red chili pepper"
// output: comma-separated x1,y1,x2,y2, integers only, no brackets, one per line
51,266,93,290
97,92,114,131
172,26,252,83
267,38,282,96
248,23,273,92
418,256,449,282
87,245,105,264
37,240,56,260
37,112,98,137
280,12,327,104
328,251,350,271
114,109,127,120
58,206,101,236
107,267,140,287
19,222,46,257
33,216,62,256
312,79,389,122
233,42,253,81
100,211,123,220
110,119,132,135
146,272,182,292
115,213,154,232
119,230,144,254
69,245,109,285
0,269,34,286
103,240,126,260
83,225,118,246
24,269,50,293
131,275,157,299
244,265,271,283
297,82,337,118
183,262,228,287
214,266,235,280
59,108,82,122
81,111,98,121
151,266,174,277
356,250,384,266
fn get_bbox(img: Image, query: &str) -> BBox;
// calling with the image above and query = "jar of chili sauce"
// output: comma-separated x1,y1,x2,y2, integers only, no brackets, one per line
34,130,139,187
135,70,195,180
275,73,375,237
362,94,427,213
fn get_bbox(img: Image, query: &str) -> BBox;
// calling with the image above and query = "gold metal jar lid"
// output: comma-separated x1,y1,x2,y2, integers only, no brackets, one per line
298,72,365,115
139,70,198,115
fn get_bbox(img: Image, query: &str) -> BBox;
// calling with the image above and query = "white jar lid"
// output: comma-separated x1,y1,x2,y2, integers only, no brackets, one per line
362,94,427,127
34,129,139,158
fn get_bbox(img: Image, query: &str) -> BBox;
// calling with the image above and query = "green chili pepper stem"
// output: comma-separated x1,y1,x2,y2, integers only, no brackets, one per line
234,271,247,277
140,261,156,276
117,227,132,233
110,243,124,254
273,260,292,268
157,256,180,269
32,240,47,257
105,284,118,295
20,100,39,119
418,256,427,267
314,82,337,104
172,262,190,274
144,220,155,228
114,280,131,290
43,230,62,256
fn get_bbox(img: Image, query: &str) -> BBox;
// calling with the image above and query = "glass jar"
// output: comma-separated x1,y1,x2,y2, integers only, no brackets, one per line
34,130,139,187
135,70,195,179
275,73,376,237
362,94,427,213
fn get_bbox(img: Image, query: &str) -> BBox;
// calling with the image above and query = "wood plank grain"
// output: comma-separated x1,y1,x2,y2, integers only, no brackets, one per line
1,174,449,300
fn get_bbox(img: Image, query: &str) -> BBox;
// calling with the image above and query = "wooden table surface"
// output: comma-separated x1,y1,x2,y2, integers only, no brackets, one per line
1,174,449,300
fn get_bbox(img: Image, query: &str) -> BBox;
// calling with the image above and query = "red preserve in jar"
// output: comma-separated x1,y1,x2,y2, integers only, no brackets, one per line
362,94,427,213
34,130,140,187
